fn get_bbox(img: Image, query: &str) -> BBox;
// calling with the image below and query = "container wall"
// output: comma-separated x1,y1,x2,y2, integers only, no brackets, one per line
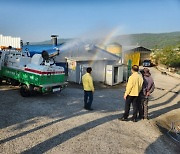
1,66,65,86
0,34,21,48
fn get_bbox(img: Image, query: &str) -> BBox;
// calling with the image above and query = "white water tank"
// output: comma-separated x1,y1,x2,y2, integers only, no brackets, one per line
31,54,43,65
0,34,21,48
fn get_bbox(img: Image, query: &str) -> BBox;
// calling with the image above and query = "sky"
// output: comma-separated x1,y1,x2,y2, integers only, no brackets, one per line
0,0,180,42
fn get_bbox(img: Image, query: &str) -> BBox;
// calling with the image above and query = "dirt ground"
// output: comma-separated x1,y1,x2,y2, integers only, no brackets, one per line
0,67,180,154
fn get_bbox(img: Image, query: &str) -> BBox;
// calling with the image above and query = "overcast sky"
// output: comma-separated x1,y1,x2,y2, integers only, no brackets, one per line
0,0,180,42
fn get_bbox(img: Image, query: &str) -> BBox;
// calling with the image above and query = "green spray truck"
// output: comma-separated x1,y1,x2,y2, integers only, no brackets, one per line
0,48,67,97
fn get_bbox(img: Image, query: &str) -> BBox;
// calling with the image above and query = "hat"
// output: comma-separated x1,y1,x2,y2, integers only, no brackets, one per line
139,69,144,75
143,68,151,76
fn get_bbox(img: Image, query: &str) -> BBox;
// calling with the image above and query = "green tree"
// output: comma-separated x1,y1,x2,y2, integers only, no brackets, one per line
152,46,180,67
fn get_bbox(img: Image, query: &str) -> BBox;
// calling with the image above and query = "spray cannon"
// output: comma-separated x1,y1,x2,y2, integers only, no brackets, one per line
41,49,59,66
42,50,59,60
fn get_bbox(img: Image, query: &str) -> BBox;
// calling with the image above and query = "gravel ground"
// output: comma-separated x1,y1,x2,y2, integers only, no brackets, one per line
0,67,179,154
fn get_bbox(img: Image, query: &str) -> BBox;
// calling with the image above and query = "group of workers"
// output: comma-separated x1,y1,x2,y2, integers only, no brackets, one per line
82,65,155,122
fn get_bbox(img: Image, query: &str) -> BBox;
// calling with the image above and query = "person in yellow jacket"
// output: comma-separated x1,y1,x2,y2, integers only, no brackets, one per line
119,65,143,122
82,67,94,110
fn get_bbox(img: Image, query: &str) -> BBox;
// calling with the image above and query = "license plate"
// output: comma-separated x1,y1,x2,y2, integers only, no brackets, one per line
53,88,61,92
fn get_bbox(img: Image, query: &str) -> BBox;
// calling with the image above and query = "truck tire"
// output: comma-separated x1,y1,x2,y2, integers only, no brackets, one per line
11,79,20,86
20,85,30,97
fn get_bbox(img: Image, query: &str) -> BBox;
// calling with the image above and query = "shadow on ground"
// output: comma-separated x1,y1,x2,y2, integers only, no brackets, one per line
0,84,123,150
21,114,119,154
145,124,180,154
148,83,180,119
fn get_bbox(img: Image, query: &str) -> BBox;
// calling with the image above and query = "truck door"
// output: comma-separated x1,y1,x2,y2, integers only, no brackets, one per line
0,51,6,70
0,51,2,70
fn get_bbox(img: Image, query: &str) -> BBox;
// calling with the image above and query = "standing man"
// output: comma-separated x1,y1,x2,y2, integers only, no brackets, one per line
119,65,143,122
82,67,94,111
138,68,155,119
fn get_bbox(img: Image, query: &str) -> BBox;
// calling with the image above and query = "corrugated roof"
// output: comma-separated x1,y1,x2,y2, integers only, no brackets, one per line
66,57,114,62
122,45,140,51
123,46,151,52
56,42,120,62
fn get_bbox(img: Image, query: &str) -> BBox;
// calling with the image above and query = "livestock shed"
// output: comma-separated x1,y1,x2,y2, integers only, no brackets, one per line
123,46,151,66
55,43,123,85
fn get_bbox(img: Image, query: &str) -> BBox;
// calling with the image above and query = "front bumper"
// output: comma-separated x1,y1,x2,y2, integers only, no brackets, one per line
40,82,68,93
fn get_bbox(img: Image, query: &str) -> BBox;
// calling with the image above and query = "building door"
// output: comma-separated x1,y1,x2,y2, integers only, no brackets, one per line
114,67,118,84
79,64,91,84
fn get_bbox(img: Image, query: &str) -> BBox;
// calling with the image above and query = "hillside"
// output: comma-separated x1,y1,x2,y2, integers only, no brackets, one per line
114,31,180,49
31,38,72,45
32,31,180,49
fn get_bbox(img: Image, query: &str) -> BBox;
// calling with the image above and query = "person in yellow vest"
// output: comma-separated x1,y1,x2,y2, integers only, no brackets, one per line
82,67,94,110
119,65,143,122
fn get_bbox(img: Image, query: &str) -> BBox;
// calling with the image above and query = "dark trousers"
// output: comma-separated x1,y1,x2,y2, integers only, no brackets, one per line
84,91,93,109
142,97,149,119
137,95,149,119
137,94,144,118
123,95,138,119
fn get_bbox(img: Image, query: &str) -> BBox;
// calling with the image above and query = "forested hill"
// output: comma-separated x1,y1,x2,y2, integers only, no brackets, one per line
114,31,180,49
31,38,72,45
32,31,180,49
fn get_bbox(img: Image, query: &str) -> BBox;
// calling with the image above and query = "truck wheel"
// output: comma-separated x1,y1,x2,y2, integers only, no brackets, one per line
20,85,30,97
11,80,20,86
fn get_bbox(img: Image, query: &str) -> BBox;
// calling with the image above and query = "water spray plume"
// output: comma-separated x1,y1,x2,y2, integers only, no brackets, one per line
88,26,124,65
59,26,124,52
102,26,123,46
57,25,127,65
